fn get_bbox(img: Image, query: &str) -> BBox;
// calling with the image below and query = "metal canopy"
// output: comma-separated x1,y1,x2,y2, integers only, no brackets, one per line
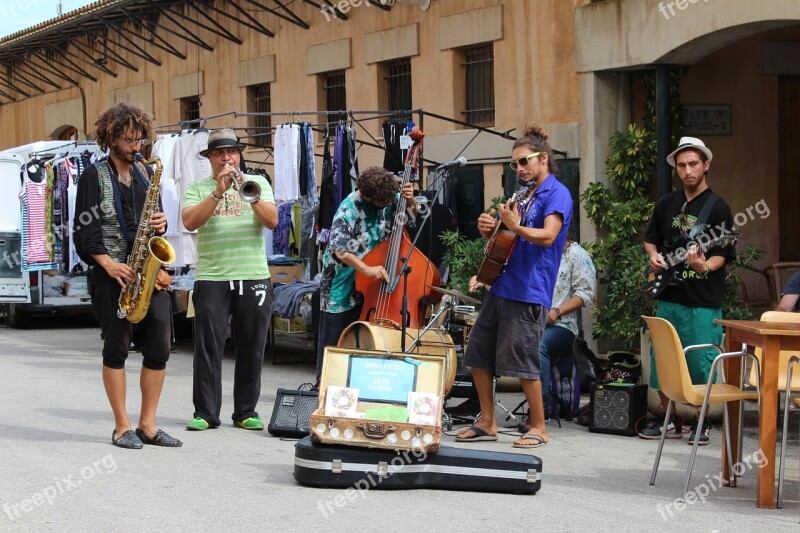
0,0,350,105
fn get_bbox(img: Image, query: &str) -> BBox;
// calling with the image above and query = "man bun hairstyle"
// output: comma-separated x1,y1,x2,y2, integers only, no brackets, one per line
94,102,154,152
513,124,558,176
357,167,399,206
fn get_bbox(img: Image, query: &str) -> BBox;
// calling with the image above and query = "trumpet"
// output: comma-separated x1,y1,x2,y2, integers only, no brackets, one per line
227,166,261,204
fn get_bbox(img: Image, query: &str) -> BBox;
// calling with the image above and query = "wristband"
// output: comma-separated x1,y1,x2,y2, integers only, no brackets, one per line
210,191,223,202
554,307,562,319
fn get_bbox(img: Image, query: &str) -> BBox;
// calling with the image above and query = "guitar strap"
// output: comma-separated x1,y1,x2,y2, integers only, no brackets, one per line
688,192,718,240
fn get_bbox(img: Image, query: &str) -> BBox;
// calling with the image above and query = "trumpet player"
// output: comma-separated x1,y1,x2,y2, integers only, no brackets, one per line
182,128,278,432
74,102,181,449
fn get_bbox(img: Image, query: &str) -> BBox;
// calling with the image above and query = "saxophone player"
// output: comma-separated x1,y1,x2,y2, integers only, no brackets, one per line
74,102,181,449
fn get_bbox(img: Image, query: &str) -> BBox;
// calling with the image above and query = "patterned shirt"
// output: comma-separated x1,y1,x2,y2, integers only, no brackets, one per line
320,191,396,313
551,242,596,336
183,175,275,281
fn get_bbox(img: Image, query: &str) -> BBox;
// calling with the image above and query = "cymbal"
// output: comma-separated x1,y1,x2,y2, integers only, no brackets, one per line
429,286,482,305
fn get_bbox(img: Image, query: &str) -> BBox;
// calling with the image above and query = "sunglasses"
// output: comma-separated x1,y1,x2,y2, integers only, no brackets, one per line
509,152,542,170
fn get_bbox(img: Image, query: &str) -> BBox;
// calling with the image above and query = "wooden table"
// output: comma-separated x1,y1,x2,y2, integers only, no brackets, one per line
714,319,800,508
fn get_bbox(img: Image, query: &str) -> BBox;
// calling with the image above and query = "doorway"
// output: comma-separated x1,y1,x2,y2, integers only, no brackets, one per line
779,76,800,261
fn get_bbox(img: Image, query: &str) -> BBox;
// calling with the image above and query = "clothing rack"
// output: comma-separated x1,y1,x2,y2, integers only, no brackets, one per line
29,140,97,158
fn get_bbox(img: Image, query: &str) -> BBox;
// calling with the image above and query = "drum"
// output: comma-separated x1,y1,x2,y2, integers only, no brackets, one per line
338,321,457,394
463,318,476,352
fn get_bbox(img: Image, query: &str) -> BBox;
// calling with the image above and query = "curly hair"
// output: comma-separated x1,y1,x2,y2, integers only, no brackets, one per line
357,167,399,205
512,124,559,176
94,102,154,151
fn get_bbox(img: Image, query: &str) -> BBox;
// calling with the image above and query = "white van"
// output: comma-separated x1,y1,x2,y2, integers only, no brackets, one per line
0,150,93,327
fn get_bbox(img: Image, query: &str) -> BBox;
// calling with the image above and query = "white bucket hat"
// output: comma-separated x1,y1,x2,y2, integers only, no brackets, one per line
666,136,713,168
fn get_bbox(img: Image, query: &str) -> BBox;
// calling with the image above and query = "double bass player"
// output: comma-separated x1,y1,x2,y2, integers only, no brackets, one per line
314,167,417,388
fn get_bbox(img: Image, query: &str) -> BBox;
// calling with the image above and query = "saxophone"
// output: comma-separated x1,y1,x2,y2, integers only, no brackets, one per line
117,154,176,323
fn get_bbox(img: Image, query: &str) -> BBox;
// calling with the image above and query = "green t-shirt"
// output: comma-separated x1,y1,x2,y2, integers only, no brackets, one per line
183,175,275,281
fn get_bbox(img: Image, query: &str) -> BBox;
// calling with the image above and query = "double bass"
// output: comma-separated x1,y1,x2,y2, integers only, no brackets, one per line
354,127,441,328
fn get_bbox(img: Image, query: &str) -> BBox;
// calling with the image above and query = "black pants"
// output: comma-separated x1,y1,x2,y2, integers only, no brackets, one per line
315,305,362,384
92,282,171,370
192,279,273,426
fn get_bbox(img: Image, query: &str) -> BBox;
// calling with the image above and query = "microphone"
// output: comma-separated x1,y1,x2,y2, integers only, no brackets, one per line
435,156,468,170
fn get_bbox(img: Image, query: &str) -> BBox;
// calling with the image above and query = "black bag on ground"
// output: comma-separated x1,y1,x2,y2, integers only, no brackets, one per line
572,336,605,393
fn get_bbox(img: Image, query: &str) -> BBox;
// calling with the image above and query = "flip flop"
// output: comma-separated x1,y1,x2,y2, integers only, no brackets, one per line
513,433,547,448
455,425,498,442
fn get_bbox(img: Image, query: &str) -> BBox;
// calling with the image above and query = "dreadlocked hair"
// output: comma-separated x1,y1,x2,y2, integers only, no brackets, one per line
513,124,559,176
94,102,154,152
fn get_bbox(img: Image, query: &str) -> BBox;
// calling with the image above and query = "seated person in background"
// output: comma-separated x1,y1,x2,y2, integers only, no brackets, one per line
538,237,595,420
776,271,800,312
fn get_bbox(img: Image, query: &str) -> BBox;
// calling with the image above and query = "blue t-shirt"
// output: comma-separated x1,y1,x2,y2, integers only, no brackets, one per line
490,174,573,307
784,271,800,312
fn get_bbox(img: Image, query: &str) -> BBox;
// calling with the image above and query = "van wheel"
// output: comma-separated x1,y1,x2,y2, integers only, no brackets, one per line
7,304,29,329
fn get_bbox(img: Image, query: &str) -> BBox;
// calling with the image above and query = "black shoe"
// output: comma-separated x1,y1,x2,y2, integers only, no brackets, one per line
112,429,143,449
447,398,480,416
135,428,183,447
688,422,711,446
638,414,683,439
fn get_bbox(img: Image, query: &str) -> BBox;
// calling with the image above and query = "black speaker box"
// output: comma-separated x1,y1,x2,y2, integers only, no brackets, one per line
267,388,318,438
589,384,648,437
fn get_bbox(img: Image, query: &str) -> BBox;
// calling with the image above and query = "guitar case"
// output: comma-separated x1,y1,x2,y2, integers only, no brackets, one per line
294,436,542,494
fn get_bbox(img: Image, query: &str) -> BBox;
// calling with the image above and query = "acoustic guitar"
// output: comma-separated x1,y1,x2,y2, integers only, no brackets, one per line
475,185,535,286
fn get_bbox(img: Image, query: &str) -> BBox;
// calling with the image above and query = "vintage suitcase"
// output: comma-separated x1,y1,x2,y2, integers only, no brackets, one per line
310,347,447,453
294,436,542,494
589,383,648,436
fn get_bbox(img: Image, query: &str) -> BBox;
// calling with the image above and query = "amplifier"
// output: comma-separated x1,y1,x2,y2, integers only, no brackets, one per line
589,384,648,437
267,388,318,438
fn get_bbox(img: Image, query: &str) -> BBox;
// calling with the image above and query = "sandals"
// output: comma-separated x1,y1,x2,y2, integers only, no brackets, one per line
111,429,143,449
134,428,183,447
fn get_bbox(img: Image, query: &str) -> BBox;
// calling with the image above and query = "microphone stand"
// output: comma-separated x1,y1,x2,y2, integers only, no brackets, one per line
392,165,455,353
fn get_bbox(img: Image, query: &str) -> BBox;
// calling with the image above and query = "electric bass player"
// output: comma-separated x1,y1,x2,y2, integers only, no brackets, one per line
639,137,736,445
455,125,572,448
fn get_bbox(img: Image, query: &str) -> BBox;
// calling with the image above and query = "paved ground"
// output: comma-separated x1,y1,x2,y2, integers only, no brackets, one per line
1,316,800,532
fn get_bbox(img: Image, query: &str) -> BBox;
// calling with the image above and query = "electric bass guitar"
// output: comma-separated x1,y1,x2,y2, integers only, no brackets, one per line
475,185,534,286
642,232,738,299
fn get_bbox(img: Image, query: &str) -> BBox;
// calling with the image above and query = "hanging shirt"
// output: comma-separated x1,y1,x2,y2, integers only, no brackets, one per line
274,124,300,202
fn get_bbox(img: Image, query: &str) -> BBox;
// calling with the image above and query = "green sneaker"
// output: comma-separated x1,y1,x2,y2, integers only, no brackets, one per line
186,417,210,431
234,416,264,430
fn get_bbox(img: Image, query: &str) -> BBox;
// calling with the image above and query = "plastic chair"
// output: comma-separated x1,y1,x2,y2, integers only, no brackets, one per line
643,316,761,502
768,311,800,511
747,311,800,392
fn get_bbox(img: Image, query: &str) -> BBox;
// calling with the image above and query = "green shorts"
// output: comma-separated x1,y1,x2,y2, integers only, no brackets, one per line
649,300,723,390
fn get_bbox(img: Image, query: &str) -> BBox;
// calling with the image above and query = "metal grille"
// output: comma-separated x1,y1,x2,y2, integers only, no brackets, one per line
250,83,271,147
463,45,495,126
324,70,346,136
386,59,412,120
182,96,200,124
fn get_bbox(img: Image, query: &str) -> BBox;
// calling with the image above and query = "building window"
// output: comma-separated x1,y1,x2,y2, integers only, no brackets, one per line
180,96,201,125
385,59,412,120
324,70,346,136
462,44,495,126
247,83,271,148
